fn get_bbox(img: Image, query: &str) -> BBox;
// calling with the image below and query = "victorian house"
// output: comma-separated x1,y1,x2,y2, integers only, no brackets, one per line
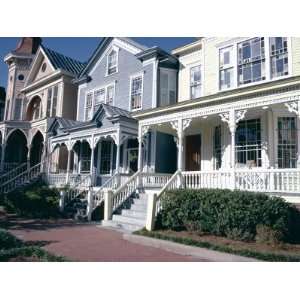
0,37,85,174
1,37,300,231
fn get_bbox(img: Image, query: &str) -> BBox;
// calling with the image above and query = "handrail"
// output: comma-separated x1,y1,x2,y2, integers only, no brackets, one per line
155,170,181,216
67,174,91,203
0,162,27,185
111,170,141,212
0,162,42,194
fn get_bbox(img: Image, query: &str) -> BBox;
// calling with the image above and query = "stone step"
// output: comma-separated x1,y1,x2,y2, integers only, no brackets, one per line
130,203,147,212
101,220,143,232
112,214,145,226
121,209,146,219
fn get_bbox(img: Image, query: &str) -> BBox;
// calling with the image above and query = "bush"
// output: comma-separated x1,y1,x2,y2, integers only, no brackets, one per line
0,229,23,250
0,179,61,218
158,189,300,243
255,225,283,245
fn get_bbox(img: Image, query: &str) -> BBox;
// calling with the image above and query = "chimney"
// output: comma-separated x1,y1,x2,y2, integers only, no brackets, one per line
14,37,42,55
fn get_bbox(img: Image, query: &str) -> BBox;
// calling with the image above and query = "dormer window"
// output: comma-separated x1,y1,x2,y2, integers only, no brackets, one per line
107,48,118,75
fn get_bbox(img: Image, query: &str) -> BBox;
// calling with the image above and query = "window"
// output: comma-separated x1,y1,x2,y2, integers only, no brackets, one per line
93,88,105,113
85,92,93,121
46,85,58,117
41,63,47,72
277,117,297,168
219,46,234,90
13,98,22,120
160,69,177,106
32,101,41,120
106,85,114,105
130,75,143,110
213,125,222,169
190,65,201,99
100,141,112,174
270,37,288,79
107,49,118,75
51,86,58,117
235,119,262,167
18,74,24,81
5,99,10,120
238,37,266,85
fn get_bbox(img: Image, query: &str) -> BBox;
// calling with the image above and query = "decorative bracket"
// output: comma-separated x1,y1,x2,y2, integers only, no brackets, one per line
219,109,247,133
285,101,300,117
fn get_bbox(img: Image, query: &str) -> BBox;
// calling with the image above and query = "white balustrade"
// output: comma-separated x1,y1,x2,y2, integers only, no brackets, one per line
182,170,232,189
0,162,27,186
46,173,67,187
141,173,172,188
0,162,42,194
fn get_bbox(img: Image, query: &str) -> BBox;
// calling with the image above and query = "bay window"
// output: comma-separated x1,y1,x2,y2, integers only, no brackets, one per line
190,65,201,99
130,75,143,110
235,119,262,167
219,46,234,90
238,37,266,85
270,37,289,79
277,117,297,168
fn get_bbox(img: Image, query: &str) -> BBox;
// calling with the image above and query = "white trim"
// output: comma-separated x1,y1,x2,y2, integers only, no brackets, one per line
77,83,87,120
189,64,202,100
129,72,144,112
152,59,158,108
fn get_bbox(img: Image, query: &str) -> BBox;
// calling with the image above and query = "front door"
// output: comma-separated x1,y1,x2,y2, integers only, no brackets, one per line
185,134,201,171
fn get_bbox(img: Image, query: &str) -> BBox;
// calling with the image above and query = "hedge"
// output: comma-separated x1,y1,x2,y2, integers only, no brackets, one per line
0,179,60,218
0,229,23,250
157,189,300,243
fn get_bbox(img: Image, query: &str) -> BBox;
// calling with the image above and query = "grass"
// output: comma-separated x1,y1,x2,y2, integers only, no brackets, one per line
135,229,300,262
0,228,67,262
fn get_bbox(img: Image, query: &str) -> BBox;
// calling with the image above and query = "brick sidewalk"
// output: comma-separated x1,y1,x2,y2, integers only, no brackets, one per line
4,218,208,261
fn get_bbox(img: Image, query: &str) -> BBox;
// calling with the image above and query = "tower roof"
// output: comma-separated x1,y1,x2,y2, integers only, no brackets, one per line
14,37,42,55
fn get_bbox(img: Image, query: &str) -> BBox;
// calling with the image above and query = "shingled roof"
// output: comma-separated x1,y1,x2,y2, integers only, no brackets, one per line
41,45,86,76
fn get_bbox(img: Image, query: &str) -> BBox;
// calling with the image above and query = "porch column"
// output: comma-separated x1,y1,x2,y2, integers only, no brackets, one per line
177,119,184,171
27,144,31,170
116,143,121,173
65,148,71,184
0,142,6,172
90,141,95,186
138,126,143,171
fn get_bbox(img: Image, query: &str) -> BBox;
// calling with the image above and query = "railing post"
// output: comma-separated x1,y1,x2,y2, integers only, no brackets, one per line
146,193,157,231
86,187,93,221
59,190,65,212
269,167,275,192
104,188,113,221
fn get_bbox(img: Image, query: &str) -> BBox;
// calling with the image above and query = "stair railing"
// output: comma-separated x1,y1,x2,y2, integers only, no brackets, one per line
66,174,92,204
155,170,182,216
0,162,27,186
0,162,42,194
111,170,141,212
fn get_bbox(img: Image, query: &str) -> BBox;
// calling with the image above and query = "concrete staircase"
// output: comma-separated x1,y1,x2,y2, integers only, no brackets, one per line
102,192,148,232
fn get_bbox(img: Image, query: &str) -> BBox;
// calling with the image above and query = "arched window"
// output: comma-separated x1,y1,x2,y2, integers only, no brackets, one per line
26,96,42,121
107,49,118,75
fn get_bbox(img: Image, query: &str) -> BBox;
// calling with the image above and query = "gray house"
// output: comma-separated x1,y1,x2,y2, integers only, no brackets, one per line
48,37,179,187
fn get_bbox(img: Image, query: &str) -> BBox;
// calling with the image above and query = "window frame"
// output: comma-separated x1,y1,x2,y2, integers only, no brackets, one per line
217,37,292,92
190,65,202,99
219,46,235,91
46,85,59,118
84,82,116,121
106,47,119,76
129,72,144,112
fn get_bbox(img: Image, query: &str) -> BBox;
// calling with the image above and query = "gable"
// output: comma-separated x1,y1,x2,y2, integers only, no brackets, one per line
80,37,147,78
24,47,56,87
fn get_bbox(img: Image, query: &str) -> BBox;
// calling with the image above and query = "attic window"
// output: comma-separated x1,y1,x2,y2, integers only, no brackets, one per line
41,62,47,72
107,48,118,75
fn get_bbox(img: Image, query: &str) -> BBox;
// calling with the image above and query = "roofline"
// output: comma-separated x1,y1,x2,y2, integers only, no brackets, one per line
171,38,203,56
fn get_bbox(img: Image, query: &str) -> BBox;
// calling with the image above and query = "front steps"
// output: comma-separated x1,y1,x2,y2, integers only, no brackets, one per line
102,193,148,232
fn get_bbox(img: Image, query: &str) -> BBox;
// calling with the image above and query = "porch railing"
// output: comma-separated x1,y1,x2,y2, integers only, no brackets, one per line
46,173,67,187
181,168,300,194
182,170,232,190
67,174,92,203
0,162,42,194
0,162,27,186
141,172,173,188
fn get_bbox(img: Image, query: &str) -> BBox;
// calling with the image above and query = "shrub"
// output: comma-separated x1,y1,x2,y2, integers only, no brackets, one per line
1,179,61,218
158,189,300,242
0,229,23,250
255,225,283,245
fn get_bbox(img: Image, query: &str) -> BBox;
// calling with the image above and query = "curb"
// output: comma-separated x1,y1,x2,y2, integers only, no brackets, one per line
123,233,260,262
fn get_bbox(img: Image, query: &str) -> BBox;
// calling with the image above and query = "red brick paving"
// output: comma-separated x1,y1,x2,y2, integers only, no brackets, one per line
5,218,207,261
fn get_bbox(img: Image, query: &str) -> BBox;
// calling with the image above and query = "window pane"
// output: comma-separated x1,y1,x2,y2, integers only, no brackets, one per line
107,50,117,75
190,65,201,99
131,76,142,110
100,141,112,174
85,92,93,120
270,37,288,79
106,86,114,104
51,85,58,117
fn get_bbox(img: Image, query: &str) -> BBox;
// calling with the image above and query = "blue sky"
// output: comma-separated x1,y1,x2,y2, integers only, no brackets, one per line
0,37,195,88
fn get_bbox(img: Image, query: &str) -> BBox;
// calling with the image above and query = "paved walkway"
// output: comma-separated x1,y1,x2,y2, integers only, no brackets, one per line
2,217,207,261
